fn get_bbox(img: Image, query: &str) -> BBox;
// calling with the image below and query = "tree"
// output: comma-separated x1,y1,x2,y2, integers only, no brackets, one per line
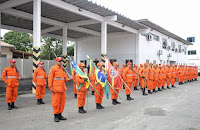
3,31,32,52
67,45,74,56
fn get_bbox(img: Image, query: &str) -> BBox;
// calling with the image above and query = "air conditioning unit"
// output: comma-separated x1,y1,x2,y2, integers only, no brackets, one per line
146,34,153,41
157,50,163,55
168,53,172,57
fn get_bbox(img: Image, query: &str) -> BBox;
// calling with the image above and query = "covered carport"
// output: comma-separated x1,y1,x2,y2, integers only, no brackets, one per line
0,0,147,92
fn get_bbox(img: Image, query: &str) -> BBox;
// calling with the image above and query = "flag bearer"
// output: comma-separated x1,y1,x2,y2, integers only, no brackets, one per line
2,59,22,110
95,62,105,109
76,63,88,114
33,62,48,104
123,62,134,100
48,57,71,122
111,62,121,105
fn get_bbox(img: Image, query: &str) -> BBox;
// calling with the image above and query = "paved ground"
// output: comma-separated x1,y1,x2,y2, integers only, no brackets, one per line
0,79,200,130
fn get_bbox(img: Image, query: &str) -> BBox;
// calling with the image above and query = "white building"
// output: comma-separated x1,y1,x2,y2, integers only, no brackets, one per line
75,19,192,67
187,37,200,67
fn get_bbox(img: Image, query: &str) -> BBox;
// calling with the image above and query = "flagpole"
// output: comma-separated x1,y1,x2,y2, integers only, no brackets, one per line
119,76,132,93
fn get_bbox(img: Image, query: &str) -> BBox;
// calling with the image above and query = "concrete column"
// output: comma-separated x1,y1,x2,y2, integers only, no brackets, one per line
135,34,140,65
74,41,77,63
62,27,68,70
32,0,41,94
101,22,107,69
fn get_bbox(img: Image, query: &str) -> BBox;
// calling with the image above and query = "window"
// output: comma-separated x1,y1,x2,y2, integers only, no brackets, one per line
1,54,7,58
178,44,181,53
80,60,87,68
171,42,175,51
153,60,156,64
125,59,133,64
110,59,117,65
146,59,149,64
188,50,196,55
162,38,167,49
187,37,195,42
151,33,159,41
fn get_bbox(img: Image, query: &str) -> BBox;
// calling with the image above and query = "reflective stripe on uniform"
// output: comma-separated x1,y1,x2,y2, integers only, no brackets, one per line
126,74,133,76
53,78,64,80
36,76,45,79
7,76,18,79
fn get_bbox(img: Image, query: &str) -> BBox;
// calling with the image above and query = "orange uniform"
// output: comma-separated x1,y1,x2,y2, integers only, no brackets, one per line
138,65,143,87
123,67,133,95
73,70,77,95
133,67,139,88
89,66,95,93
161,67,166,88
2,66,20,103
76,70,88,108
153,67,159,90
166,66,172,87
158,67,162,89
178,66,183,84
139,67,149,88
95,69,104,104
48,65,69,114
33,67,47,100
171,67,177,86
148,66,154,91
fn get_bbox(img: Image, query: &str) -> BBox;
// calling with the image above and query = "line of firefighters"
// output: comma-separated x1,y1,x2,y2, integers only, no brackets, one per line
1,59,198,122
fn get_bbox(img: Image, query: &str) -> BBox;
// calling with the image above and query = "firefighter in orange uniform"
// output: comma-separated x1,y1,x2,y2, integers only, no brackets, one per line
120,63,127,89
148,62,154,94
33,62,47,105
194,66,198,81
133,64,139,90
123,62,134,100
161,65,166,90
152,64,159,92
111,62,121,105
139,63,148,95
73,70,77,98
76,63,88,114
2,59,22,110
171,65,176,88
157,64,163,91
178,65,183,85
89,64,96,95
95,62,105,109
166,65,172,89
138,64,143,88
48,57,71,122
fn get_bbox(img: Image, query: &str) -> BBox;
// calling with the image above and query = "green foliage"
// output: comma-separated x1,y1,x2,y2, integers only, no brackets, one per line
3,31,32,52
67,45,74,56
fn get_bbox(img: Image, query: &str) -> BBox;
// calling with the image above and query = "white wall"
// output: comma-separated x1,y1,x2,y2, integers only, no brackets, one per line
138,30,188,65
76,32,136,67
187,36,200,61
1,47,13,58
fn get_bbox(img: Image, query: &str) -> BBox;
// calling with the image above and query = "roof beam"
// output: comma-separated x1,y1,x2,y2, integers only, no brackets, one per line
1,24,75,41
0,0,32,10
41,26,60,34
108,22,138,34
3,8,101,36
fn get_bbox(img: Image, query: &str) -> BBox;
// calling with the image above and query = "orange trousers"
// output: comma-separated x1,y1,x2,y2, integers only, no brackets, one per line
95,86,104,104
6,87,18,103
90,80,95,92
153,80,158,89
141,78,147,88
162,78,166,87
178,74,182,82
52,92,66,114
77,90,87,107
167,78,171,86
125,82,132,95
36,85,45,99
110,89,119,100
133,79,138,87
158,79,162,88
171,78,175,85
73,82,77,94
148,79,153,90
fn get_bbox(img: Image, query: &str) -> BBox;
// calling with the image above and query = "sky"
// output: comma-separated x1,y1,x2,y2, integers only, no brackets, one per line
1,0,199,39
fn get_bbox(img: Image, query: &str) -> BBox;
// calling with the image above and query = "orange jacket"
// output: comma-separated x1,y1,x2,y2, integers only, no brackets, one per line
48,65,69,92
139,67,149,80
171,68,177,78
123,67,134,83
153,68,159,80
76,70,88,91
33,67,47,86
166,67,172,78
161,68,166,79
120,67,126,77
149,67,154,80
133,67,139,80
2,66,20,87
